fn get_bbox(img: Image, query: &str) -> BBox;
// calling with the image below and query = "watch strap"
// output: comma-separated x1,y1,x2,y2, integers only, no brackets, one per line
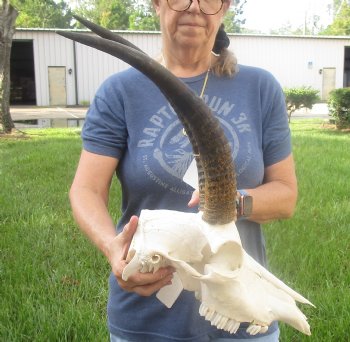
237,189,252,218
238,189,249,197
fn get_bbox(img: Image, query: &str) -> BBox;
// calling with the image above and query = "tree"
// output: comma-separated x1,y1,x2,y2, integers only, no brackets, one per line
129,1,159,31
224,0,246,33
332,0,346,16
284,87,320,123
328,88,350,128
73,0,247,32
0,0,18,133
321,0,350,35
74,0,133,30
11,0,73,28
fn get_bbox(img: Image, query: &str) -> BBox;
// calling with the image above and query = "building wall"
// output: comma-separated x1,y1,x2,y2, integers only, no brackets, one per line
231,35,347,95
14,30,76,106
74,32,162,104
14,29,350,106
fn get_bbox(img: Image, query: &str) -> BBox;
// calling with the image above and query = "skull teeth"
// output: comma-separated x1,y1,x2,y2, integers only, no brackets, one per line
140,254,164,273
246,323,268,335
226,319,240,334
199,303,240,334
199,303,267,335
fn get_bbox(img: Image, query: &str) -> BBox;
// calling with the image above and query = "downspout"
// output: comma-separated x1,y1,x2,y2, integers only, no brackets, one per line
73,40,79,105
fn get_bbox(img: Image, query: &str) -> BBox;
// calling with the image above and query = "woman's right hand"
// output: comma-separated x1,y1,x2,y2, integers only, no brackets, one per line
107,215,175,297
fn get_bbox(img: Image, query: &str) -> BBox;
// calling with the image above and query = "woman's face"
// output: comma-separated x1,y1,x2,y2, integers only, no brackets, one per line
153,0,230,52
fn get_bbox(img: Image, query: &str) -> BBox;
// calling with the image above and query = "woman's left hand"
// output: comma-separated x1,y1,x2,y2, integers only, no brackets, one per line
188,189,199,207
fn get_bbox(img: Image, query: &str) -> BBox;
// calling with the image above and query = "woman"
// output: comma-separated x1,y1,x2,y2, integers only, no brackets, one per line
69,0,297,341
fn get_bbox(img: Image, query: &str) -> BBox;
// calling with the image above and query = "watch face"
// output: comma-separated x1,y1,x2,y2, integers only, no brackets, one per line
243,196,253,216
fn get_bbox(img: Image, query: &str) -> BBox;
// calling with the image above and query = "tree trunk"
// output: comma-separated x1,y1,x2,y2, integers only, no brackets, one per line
0,0,18,133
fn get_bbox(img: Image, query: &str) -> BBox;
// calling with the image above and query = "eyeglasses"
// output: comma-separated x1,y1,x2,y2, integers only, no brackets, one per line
167,0,224,15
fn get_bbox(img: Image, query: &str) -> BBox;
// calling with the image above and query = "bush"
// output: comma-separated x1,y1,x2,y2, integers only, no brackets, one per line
328,88,350,129
283,87,320,122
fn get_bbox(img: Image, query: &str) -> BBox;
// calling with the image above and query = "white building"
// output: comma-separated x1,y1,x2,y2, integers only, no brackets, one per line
12,28,350,106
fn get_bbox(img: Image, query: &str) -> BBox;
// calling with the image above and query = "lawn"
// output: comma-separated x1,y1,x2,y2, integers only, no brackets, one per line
0,121,349,341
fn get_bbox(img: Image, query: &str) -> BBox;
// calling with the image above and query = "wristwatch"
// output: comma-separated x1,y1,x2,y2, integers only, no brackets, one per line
236,189,253,218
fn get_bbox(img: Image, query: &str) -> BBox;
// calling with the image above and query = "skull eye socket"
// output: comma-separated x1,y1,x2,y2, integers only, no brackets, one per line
151,254,162,264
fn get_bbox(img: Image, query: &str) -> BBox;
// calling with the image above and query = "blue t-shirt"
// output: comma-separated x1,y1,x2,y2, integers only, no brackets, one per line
82,64,291,341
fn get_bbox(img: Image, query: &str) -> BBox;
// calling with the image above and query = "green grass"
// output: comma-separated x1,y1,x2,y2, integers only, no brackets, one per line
0,122,349,341
0,129,121,341
265,120,350,341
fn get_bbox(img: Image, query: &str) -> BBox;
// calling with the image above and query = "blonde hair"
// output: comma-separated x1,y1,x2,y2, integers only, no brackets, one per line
211,48,238,78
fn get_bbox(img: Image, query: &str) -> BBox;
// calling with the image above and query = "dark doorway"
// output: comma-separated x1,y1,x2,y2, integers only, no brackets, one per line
10,40,36,105
344,47,350,87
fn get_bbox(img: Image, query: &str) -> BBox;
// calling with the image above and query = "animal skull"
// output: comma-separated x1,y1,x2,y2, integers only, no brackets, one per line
58,17,314,337
122,209,313,336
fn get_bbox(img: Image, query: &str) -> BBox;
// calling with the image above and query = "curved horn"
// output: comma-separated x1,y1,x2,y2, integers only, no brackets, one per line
57,29,237,225
72,15,145,54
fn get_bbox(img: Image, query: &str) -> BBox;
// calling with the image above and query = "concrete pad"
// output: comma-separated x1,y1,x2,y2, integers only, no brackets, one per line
10,106,88,121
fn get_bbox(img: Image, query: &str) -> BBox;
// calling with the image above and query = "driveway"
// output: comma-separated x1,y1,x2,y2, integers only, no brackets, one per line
11,106,88,121
292,103,330,120
11,106,88,128
10,103,330,128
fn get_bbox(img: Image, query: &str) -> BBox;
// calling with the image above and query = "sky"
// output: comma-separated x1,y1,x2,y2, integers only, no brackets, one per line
242,0,333,33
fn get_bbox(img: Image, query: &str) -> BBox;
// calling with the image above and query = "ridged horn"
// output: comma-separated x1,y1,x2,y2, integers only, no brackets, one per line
57,23,237,225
